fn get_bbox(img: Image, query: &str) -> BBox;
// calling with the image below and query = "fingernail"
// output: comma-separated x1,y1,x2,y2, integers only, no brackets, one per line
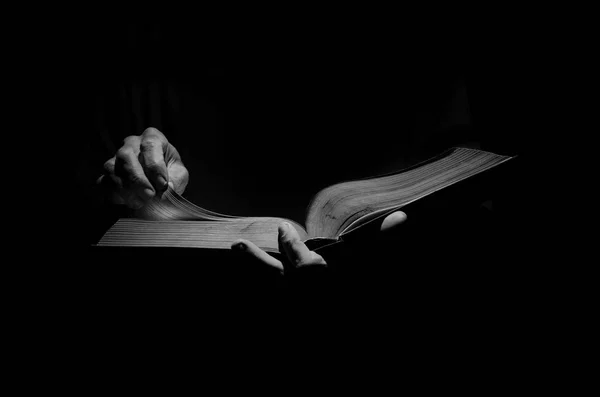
157,176,168,190
143,188,155,199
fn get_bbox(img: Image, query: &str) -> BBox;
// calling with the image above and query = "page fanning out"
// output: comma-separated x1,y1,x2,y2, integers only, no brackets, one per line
304,147,514,239
134,188,241,221
97,188,308,253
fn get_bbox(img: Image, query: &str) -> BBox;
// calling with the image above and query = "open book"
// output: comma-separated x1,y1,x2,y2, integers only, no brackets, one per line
97,147,514,253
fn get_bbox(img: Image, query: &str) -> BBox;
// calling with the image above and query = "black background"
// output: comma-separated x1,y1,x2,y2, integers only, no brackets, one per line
58,19,523,246
12,15,532,334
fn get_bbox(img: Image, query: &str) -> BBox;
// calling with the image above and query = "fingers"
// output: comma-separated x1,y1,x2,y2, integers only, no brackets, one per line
380,211,408,233
167,160,190,195
164,141,189,195
140,128,169,192
278,222,312,266
278,222,327,268
231,239,284,273
230,222,327,274
338,211,409,251
100,128,189,207
141,128,189,195
114,136,156,209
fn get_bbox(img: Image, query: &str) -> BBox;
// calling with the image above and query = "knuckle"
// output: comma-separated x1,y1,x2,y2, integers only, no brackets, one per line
143,159,158,169
123,135,139,146
144,162,163,176
103,158,115,173
116,147,134,161
142,127,165,141
140,139,159,152
128,173,143,185
283,235,300,247
140,144,166,168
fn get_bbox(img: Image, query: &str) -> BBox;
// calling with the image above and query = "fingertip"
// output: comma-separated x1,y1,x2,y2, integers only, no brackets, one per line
230,239,284,271
381,211,408,232
231,239,248,251
142,188,155,201
394,211,408,223
278,222,290,236
156,175,168,191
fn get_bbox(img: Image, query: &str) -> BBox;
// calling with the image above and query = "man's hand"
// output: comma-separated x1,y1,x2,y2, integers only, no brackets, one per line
230,211,408,274
97,128,189,209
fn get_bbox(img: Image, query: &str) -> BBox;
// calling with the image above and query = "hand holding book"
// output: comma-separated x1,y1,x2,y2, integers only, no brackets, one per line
96,134,515,262
230,212,408,273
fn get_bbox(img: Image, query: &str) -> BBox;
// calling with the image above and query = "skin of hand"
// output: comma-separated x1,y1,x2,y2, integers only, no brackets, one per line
97,128,189,209
230,211,408,274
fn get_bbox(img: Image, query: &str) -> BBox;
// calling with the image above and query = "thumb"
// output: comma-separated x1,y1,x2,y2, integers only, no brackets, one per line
380,211,408,233
167,161,189,195
339,210,409,245
278,222,327,270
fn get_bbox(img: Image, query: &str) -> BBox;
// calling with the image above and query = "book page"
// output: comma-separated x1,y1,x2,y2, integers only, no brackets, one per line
135,188,241,221
305,147,514,239
99,188,307,252
98,217,308,253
